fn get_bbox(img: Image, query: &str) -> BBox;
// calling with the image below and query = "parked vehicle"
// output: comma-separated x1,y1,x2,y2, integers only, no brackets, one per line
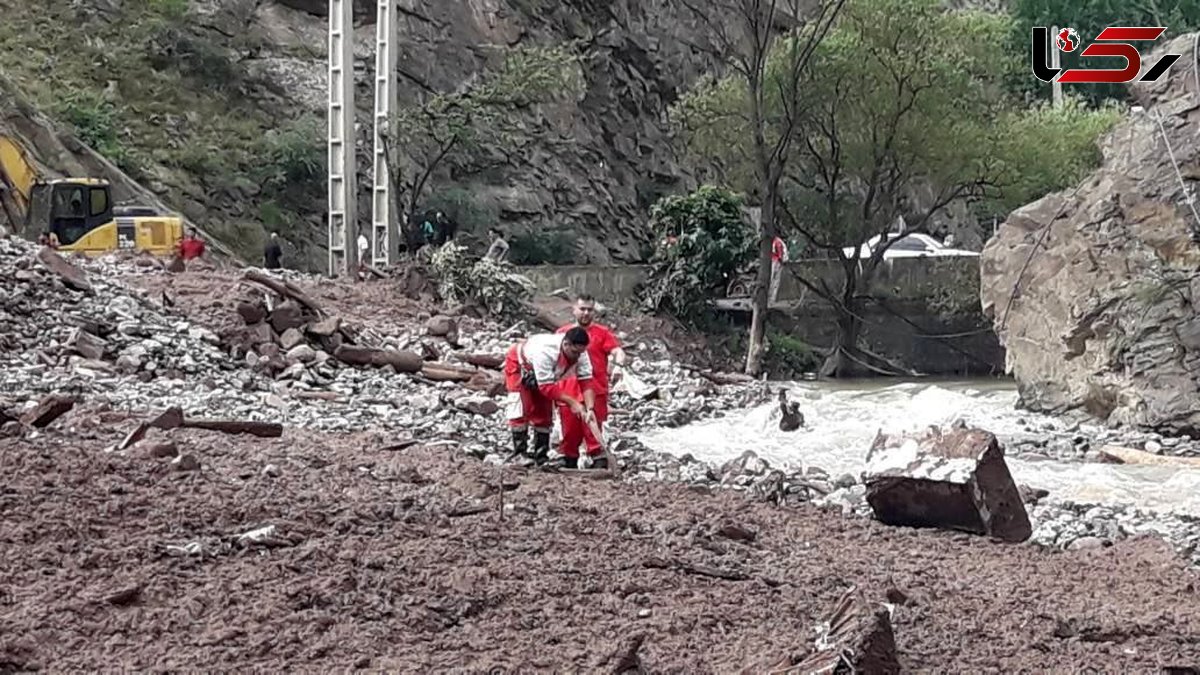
842,232,979,260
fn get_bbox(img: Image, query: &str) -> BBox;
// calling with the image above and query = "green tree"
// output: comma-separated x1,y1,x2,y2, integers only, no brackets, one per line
673,0,848,375
385,44,585,221
676,0,1119,377
639,185,756,321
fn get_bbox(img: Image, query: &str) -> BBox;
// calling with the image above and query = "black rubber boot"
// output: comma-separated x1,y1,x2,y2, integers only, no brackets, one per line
510,429,529,459
590,455,608,470
562,456,578,469
532,430,551,465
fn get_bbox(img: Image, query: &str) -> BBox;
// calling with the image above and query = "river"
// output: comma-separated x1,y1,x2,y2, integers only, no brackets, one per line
637,377,1200,516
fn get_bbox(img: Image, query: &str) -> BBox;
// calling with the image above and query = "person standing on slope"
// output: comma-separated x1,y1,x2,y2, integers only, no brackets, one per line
503,328,596,465
557,294,627,469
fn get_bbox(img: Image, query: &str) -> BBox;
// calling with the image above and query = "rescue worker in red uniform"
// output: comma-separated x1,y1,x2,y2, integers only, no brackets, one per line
557,294,626,468
503,327,596,465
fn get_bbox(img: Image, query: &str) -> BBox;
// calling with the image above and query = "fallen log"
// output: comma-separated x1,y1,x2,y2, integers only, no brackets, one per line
421,362,478,382
20,394,77,428
184,419,283,438
863,426,1031,542
333,345,423,373
1096,444,1200,467
144,406,282,437
786,587,900,674
242,269,325,316
457,352,505,370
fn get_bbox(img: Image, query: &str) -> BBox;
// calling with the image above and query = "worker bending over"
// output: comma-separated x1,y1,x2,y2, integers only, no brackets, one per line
503,328,596,465
557,294,626,468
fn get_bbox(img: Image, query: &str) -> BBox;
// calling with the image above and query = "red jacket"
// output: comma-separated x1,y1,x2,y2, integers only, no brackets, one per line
179,237,206,260
557,322,620,396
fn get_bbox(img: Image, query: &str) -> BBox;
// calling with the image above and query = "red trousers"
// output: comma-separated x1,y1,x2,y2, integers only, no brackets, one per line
503,344,552,431
558,393,609,458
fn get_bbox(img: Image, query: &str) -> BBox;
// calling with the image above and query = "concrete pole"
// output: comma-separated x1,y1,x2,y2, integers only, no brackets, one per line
327,0,358,277
371,0,399,266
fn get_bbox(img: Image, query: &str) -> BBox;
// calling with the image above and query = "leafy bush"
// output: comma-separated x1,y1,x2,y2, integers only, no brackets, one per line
764,332,820,376
256,116,324,191
424,187,499,235
638,185,755,322
508,229,578,265
54,92,136,173
429,241,535,319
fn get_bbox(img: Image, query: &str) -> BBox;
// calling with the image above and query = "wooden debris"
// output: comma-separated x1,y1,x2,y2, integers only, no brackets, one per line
242,269,325,316
36,246,92,293
420,362,478,382
104,584,143,607
333,345,423,373
864,426,1031,542
608,634,648,675
144,405,282,437
787,587,900,674
447,504,489,518
20,394,76,428
379,440,419,452
457,352,505,370
1096,444,1200,467
184,419,283,438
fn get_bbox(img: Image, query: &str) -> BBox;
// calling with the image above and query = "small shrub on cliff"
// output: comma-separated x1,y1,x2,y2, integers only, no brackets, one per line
429,242,535,319
508,229,577,265
639,186,755,322
54,92,136,173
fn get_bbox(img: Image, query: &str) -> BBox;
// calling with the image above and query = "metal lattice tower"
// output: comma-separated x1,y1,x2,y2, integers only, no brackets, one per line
371,0,399,265
327,0,358,277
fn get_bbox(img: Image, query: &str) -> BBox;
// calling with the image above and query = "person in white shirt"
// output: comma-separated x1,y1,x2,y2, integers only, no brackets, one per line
502,328,596,464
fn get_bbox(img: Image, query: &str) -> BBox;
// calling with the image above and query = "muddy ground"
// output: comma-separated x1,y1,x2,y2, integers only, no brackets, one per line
3,406,1200,672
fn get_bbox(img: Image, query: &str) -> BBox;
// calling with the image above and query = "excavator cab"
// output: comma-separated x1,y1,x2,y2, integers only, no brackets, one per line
27,179,113,246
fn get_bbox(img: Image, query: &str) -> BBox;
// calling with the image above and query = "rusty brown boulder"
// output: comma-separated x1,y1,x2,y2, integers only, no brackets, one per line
863,426,1031,542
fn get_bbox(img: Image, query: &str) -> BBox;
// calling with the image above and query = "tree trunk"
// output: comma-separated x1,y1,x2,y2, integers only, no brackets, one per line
744,181,778,376
819,307,863,378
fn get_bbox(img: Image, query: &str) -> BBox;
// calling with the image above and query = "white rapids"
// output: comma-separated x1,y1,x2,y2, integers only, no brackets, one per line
636,378,1200,516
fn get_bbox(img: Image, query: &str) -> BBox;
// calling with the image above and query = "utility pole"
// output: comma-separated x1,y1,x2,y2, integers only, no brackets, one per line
1050,25,1063,107
371,0,399,266
327,0,358,277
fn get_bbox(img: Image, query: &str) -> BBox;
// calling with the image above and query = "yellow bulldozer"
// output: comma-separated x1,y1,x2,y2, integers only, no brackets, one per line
0,135,183,256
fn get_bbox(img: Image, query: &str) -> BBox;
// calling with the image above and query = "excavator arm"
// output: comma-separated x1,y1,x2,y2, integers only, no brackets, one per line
0,134,36,233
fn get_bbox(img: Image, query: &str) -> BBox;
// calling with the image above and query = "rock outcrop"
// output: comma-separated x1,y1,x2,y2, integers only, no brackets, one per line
981,33,1200,435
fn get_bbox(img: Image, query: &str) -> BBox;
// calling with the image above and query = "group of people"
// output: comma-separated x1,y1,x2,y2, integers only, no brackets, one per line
503,294,625,468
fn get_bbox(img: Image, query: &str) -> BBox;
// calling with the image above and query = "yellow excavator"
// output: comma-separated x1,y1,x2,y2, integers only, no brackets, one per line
0,135,183,256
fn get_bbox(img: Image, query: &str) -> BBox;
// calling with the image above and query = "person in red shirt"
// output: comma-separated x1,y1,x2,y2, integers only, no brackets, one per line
557,294,627,468
178,228,206,260
503,329,596,465
769,235,788,305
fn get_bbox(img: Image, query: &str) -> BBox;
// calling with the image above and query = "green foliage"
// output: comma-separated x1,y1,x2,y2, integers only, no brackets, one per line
393,43,585,210
764,332,820,376
639,185,754,321
147,0,189,21
985,95,1121,214
425,187,499,234
508,229,578,265
256,116,325,190
429,242,536,319
1010,0,1200,105
53,91,136,173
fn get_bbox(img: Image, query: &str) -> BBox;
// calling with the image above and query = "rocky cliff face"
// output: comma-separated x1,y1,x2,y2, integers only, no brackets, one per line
980,33,1200,434
1,0,711,269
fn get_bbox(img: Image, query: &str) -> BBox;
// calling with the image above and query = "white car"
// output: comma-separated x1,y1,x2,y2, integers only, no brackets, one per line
841,232,979,260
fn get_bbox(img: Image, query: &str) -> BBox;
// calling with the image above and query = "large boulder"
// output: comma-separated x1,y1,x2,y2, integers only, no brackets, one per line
863,426,1031,542
981,33,1200,434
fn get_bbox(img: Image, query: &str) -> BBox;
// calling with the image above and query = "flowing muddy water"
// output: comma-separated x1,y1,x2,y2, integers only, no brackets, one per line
637,378,1200,516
